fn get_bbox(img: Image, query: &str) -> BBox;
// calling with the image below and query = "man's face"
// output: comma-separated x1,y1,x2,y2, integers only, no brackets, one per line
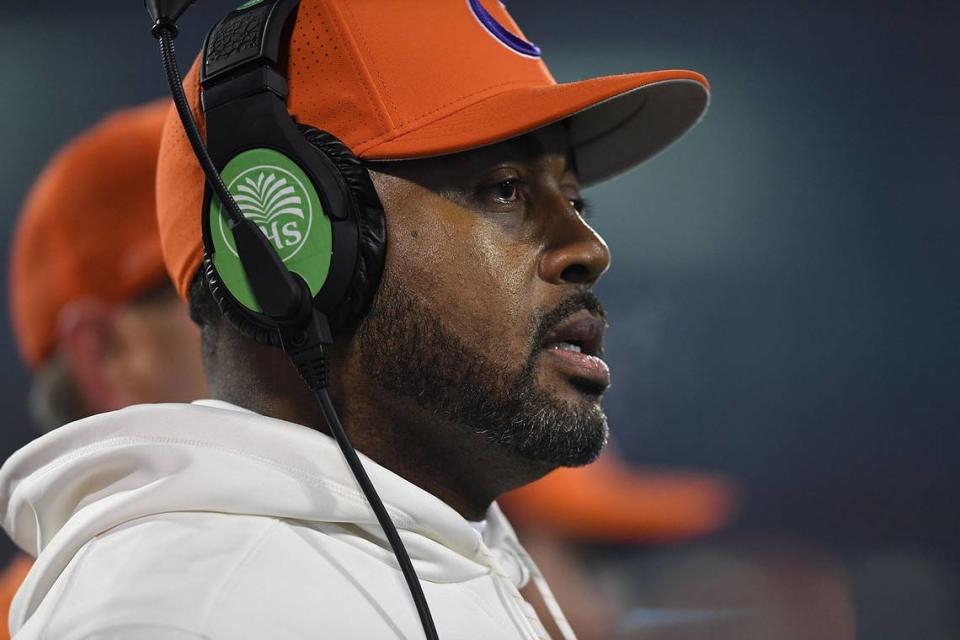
360,124,612,467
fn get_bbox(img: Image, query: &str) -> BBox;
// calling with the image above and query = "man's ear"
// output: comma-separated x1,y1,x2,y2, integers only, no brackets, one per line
57,299,136,414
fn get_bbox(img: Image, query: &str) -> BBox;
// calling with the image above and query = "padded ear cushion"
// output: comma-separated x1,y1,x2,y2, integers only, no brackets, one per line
297,125,386,334
203,254,286,346
203,126,386,346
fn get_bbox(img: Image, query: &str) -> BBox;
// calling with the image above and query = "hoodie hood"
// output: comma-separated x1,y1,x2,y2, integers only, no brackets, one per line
0,400,538,628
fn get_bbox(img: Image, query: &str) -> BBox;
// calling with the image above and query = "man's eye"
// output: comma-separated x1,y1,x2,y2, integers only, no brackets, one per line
568,194,591,218
492,179,520,204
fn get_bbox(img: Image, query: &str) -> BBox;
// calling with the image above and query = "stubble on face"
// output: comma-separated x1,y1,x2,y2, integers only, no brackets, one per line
357,273,609,468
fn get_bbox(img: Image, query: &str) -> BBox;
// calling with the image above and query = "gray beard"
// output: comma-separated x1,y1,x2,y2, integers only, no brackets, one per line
357,277,608,467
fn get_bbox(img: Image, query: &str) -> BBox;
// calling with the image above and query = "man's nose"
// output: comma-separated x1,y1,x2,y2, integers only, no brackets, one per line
538,202,611,287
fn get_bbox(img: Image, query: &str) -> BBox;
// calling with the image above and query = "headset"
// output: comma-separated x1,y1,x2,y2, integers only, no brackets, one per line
144,1,439,638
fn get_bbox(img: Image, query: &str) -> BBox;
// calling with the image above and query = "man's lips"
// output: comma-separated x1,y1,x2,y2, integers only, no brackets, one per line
539,309,610,392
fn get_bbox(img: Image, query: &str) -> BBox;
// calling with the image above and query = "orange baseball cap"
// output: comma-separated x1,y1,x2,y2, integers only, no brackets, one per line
157,0,709,298
499,448,736,543
9,100,172,369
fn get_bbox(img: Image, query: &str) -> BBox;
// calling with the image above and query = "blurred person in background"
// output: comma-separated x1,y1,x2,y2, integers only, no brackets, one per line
0,101,208,638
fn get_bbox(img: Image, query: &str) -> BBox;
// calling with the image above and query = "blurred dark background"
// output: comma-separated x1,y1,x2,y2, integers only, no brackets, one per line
2,1,958,638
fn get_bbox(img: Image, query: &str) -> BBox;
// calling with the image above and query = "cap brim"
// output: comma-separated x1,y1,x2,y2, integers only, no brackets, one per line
498,452,736,543
358,69,709,186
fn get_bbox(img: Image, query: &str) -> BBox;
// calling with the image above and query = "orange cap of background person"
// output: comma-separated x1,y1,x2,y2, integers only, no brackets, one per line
156,0,709,299
499,448,736,543
9,100,172,369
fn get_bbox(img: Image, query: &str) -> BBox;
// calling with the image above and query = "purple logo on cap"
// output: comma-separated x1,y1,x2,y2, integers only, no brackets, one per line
468,0,541,58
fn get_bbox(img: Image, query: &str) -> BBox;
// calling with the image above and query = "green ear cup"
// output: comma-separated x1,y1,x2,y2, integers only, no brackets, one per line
208,148,333,313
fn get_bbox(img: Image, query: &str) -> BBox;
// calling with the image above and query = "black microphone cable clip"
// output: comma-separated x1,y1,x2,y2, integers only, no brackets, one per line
145,0,195,36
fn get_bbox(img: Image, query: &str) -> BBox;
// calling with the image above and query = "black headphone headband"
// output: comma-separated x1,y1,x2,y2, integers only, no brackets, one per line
198,0,383,337
201,0,297,87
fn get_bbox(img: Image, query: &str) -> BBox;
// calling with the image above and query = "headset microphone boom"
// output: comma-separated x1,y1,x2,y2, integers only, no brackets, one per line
143,1,440,638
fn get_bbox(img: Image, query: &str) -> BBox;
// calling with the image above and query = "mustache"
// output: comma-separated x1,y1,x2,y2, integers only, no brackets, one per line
531,291,608,350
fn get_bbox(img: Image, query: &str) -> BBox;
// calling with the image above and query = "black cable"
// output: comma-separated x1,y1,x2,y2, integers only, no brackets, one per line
311,385,440,640
152,20,440,640
157,27,246,228
158,24,303,321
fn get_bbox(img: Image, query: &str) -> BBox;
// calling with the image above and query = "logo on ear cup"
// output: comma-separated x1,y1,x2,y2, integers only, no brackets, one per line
208,148,332,313
219,167,312,262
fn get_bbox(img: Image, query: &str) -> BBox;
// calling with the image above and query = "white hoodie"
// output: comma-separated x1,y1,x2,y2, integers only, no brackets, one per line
0,400,575,640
